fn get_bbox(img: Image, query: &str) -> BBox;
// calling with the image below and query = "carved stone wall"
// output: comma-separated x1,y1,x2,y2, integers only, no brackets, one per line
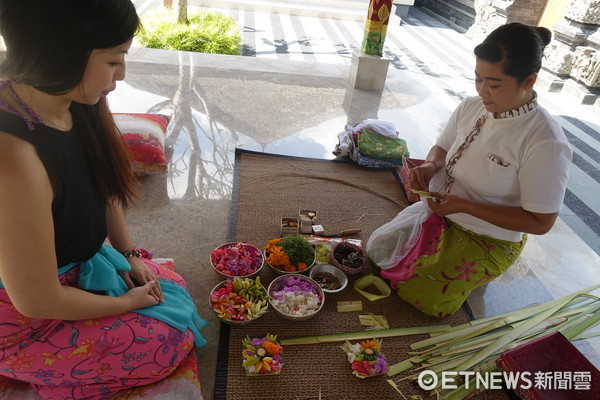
418,0,600,90
571,46,600,86
564,0,600,24
545,43,574,75
466,0,512,43
545,0,600,88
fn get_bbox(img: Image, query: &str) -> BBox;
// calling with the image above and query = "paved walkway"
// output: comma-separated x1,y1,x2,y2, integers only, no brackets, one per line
133,1,600,256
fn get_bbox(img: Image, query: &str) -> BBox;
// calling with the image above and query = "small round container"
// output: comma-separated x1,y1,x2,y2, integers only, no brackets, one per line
309,263,348,293
267,274,324,321
331,242,367,275
314,242,333,264
209,278,268,325
210,242,264,279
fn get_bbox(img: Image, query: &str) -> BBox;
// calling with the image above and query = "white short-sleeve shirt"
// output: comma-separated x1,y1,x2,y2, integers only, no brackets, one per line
432,96,572,242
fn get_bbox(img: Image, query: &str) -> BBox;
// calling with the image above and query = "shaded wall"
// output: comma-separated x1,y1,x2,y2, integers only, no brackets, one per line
414,0,476,31
506,0,548,25
414,0,548,32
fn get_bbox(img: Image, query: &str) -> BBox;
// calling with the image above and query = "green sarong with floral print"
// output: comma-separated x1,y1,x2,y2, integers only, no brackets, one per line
380,212,527,319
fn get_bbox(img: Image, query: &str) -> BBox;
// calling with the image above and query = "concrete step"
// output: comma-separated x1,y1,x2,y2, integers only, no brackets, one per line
188,0,404,22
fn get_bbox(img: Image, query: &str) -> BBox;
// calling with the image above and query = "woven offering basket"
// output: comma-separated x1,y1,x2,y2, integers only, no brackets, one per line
331,241,367,275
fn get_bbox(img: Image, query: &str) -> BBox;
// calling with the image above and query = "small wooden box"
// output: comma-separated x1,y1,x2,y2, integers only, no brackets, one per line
300,220,313,234
299,209,317,223
281,217,299,236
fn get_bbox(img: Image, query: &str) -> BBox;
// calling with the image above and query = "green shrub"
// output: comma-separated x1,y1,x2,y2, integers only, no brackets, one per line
136,9,242,55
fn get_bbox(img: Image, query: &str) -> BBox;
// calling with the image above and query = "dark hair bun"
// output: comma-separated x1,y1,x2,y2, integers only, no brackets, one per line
535,27,552,46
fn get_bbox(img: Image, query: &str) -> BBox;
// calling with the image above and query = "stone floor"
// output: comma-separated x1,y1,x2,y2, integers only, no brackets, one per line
109,7,600,400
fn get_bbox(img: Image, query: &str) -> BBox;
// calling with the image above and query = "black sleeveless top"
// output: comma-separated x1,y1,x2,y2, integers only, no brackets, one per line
0,104,107,267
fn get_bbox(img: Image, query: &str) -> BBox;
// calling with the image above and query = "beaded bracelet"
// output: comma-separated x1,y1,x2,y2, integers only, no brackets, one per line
121,249,142,258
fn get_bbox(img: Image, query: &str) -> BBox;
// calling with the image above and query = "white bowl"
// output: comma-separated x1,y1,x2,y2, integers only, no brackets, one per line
309,264,348,293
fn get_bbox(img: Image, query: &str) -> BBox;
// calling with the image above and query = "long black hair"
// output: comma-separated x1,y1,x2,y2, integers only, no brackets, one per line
0,0,140,93
474,23,552,83
0,0,141,206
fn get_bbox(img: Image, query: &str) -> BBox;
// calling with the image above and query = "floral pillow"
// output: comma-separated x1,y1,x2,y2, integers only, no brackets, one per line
113,113,170,176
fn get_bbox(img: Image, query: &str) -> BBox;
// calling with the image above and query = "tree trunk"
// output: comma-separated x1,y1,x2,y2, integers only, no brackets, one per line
173,0,188,24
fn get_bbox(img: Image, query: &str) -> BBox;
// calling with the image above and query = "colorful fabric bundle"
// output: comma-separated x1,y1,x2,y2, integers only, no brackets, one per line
113,113,170,176
333,122,410,169
357,128,409,163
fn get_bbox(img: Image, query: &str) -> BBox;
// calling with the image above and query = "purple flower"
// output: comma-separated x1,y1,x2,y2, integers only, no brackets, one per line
372,354,388,375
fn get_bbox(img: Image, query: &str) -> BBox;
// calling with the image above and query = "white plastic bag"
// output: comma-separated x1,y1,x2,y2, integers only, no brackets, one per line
352,119,397,138
366,201,433,270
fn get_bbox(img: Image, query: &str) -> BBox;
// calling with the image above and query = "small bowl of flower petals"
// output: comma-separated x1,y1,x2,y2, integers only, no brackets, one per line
209,276,269,324
267,274,324,321
210,242,264,279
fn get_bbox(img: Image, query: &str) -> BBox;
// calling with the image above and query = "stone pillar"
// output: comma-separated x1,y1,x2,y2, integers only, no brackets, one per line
348,0,394,90
544,0,600,95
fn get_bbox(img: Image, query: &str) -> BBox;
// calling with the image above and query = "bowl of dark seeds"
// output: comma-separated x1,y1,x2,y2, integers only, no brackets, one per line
331,242,366,275
309,263,348,293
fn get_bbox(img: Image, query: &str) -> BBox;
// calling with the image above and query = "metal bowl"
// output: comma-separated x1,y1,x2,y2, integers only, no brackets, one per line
210,242,264,279
267,274,324,321
266,252,316,275
309,263,349,293
209,278,268,325
264,238,317,275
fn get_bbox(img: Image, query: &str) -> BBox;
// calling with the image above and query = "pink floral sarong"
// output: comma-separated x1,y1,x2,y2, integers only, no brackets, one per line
0,257,196,400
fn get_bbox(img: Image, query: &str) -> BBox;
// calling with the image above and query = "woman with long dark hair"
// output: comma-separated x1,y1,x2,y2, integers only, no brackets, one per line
0,1,206,398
